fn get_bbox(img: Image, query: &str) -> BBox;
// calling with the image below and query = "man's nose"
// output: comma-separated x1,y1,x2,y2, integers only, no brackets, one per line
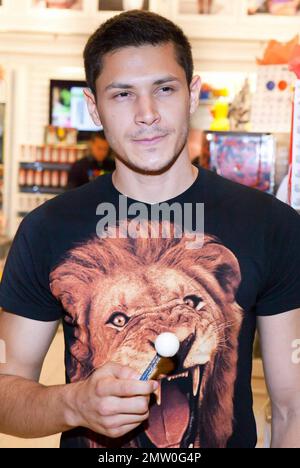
134,95,161,126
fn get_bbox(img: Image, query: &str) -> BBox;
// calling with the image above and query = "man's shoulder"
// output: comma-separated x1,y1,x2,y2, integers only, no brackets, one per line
201,167,274,205
199,167,300,227
201,167,299,223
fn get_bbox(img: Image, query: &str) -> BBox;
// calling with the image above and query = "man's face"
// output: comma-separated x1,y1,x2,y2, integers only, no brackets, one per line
91,137,110,162
85,42,200,174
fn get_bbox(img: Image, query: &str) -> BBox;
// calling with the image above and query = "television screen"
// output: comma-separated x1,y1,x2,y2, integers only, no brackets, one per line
49,80,100,137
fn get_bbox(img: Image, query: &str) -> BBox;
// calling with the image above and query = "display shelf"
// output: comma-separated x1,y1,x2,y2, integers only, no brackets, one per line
0,0,298,46
0,0,162,35
19,186,65,195
19,161,72,171
172,0,300,41
16,192,56,217
1,0,300,39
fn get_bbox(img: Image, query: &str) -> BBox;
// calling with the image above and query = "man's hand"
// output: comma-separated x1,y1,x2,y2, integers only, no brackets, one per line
0,312,157,440
68,362,158,439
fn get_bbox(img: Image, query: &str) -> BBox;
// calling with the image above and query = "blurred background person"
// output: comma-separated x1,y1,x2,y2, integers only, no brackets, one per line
67,131,115,188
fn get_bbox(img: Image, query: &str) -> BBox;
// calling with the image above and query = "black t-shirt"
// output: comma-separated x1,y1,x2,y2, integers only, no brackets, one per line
67,155,115,188
1,167,300,448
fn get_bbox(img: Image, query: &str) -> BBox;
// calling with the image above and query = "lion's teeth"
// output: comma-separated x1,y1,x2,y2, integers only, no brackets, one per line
192,366,200,397
167,371,189,381
156,380,162,406
196,301,206,311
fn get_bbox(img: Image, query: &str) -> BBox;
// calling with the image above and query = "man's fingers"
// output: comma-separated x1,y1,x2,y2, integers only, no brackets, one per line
94,362,140,380
98,395,151,416
101,411,149,430
97,378,157,397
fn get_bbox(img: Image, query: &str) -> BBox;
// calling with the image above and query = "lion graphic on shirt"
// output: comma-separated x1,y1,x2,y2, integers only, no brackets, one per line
50,220,243,448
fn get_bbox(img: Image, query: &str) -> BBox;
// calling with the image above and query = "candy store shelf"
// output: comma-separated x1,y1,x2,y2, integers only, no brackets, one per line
19,186,66,195
19,162,72,171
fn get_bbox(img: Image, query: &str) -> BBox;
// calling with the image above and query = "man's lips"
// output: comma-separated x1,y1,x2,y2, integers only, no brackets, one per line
132,134,168,146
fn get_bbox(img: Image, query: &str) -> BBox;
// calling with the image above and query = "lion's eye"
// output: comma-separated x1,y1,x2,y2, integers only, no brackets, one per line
184,295,206,311
106,312,130,328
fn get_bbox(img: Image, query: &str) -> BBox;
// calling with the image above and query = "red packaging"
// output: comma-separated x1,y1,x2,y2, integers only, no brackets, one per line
60,170,68,188
52,147,59,163
34,170,43,186
60,147,67,163
19,169,26,186
26,169,34,186
68,147,76,163
51,170,60,188
43,170,51,187
44,146,51,162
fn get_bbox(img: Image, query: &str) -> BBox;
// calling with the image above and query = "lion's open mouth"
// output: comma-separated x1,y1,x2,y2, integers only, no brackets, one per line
139,365,206,448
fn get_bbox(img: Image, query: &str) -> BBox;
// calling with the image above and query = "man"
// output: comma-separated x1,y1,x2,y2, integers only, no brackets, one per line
67,131,115,188
0,10,300,449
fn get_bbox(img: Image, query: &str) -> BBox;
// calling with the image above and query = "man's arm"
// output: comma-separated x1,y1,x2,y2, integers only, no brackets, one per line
257,309,300,448
0,311,157,440
0,311,75,438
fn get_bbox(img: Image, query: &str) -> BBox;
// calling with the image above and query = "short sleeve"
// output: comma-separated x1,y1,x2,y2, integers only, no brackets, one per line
0,210,63,322
255,197,300,316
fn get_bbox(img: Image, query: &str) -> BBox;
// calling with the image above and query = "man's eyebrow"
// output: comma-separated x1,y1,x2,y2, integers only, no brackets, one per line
104,76,181,92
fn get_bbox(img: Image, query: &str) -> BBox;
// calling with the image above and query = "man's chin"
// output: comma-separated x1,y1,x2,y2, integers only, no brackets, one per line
134,164,175,176
116,155,179,175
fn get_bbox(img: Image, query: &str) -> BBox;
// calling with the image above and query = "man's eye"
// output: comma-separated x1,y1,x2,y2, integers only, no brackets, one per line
114,92,130,99
160,86,174,94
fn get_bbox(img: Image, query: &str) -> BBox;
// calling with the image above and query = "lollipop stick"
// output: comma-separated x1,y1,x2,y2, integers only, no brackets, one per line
139,354,161,381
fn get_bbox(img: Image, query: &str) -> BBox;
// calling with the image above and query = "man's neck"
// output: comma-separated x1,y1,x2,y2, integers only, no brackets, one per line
112,156,199,204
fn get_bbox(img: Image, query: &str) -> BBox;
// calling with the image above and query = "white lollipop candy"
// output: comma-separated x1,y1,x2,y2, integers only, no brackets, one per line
140,332,180,381
155,332,180,357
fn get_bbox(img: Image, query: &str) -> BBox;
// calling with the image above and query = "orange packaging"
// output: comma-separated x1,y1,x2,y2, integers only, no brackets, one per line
51,170,60,188
26,169,34,186
60,170,68,188
43,170,51,187
18,169,26,186
34,170,43,186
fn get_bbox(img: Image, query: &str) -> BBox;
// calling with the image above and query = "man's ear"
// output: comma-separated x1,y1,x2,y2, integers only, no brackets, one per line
189,75,201,115
83,88,102,127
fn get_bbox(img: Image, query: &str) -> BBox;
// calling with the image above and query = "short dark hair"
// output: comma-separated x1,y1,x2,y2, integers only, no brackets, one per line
90,130,107,141
83,10,194,97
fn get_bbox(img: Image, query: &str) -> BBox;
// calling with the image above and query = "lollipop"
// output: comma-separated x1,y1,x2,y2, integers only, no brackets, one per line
139,332,180,381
